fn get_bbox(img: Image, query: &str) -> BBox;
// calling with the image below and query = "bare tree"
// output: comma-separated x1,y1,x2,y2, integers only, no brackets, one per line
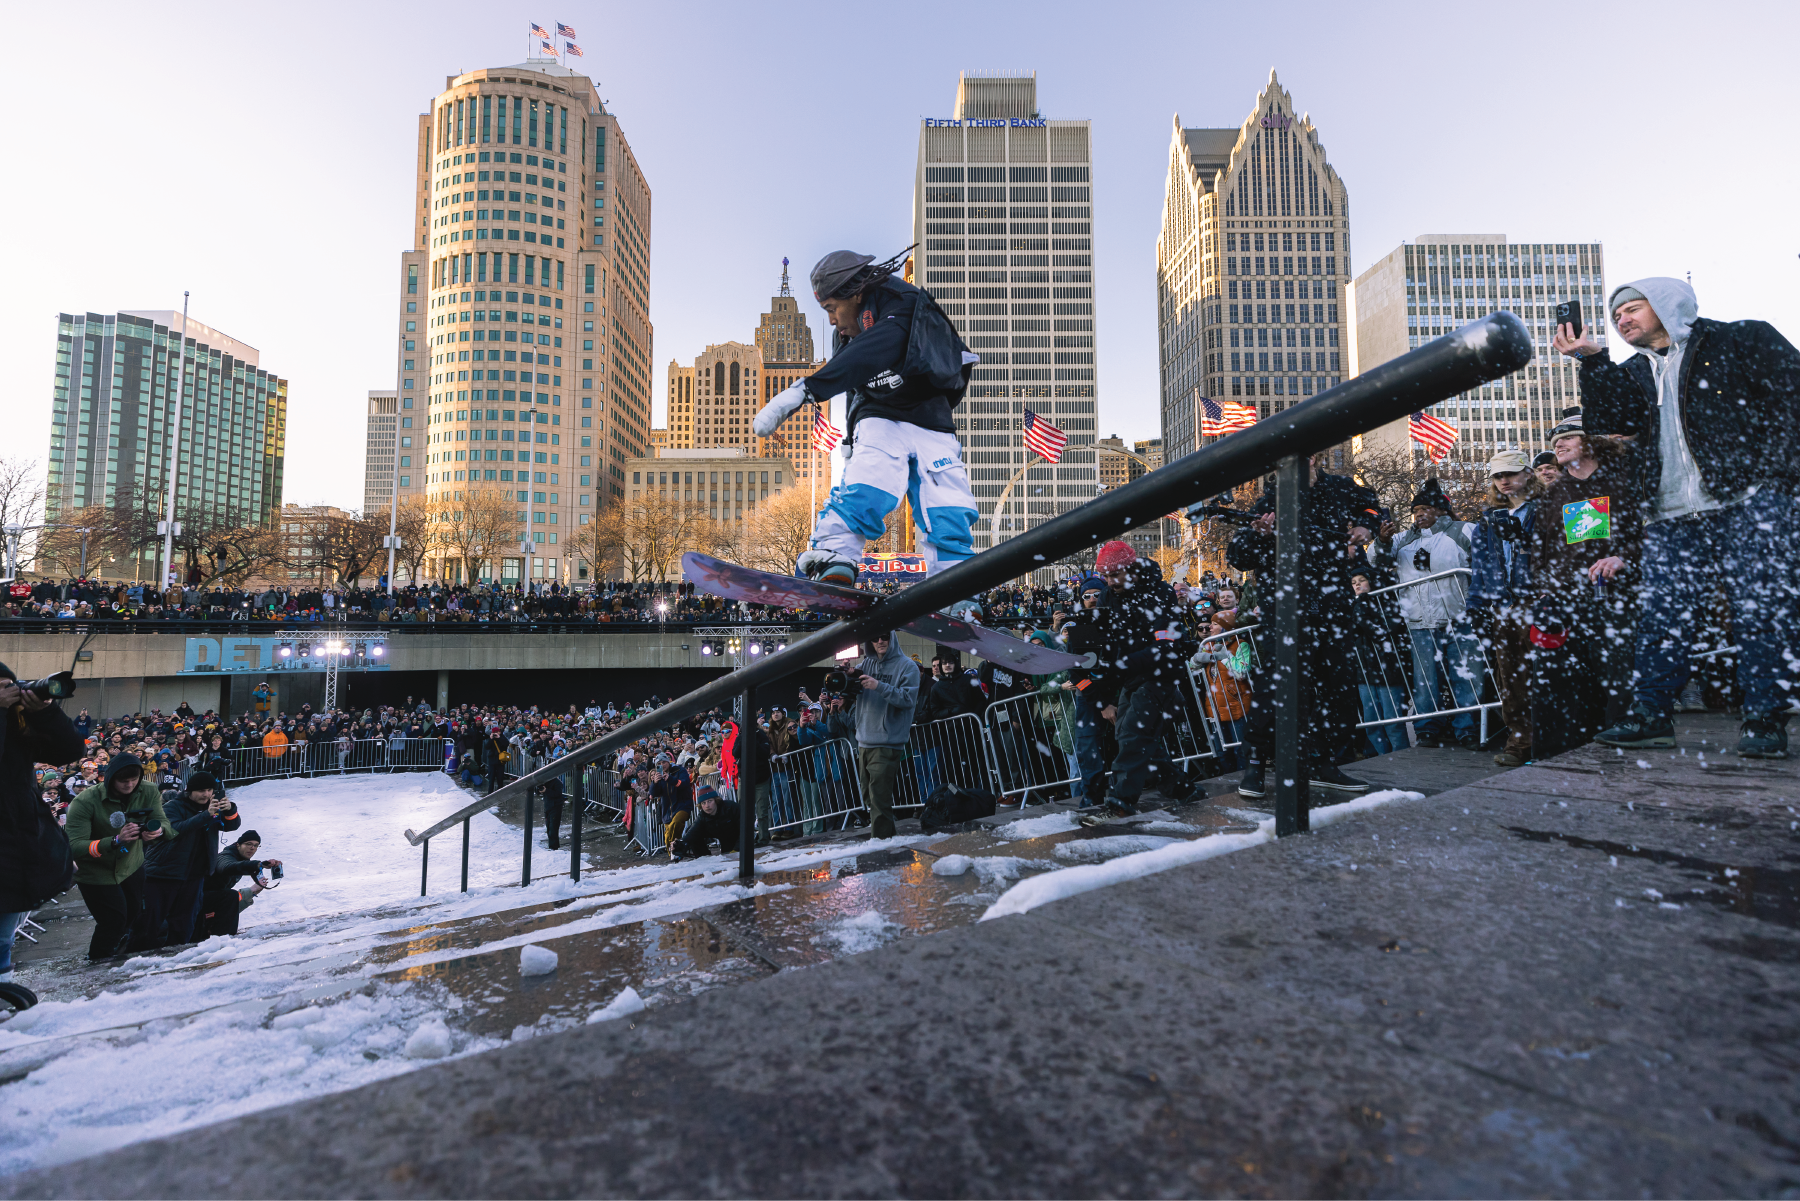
390,494,436,585
585,495,716,583
431,490,520,584
0,457,46,574
741,485,815,574
1351,445,1488,522
287,509,387,586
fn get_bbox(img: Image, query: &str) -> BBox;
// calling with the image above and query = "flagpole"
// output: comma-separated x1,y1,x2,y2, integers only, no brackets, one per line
989,454,1045,549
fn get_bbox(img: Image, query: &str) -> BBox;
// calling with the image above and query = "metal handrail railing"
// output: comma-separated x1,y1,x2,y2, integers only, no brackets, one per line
403,312,1533,883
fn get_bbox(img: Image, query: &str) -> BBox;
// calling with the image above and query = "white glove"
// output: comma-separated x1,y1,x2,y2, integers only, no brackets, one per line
753,380,809,437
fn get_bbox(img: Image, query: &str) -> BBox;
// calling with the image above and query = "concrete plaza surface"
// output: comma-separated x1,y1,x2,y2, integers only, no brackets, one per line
8,713,1797,1198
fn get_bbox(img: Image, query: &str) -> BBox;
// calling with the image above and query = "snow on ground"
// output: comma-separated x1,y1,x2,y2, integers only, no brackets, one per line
817,911,900,955
226,770,523,928
1053,834,1181,861
981,790,1426,921
992,812,1081,841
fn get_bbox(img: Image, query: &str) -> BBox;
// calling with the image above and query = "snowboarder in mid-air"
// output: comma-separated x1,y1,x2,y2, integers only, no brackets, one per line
753,248,980,585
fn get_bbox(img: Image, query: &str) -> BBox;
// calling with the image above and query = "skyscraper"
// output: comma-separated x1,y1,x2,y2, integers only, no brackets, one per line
754,263,827,490
913,71,1099,553
362,389,397,516
755,259,814,366
45,310,286,576
1156,71,1350,463
1350,235,1608,466
403,55,652,585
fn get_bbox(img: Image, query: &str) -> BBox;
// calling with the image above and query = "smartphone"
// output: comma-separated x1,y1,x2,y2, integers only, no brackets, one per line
1555,299,1583,337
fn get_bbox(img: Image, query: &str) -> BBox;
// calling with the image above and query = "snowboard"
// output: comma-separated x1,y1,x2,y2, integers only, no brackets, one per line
681,551,1087,674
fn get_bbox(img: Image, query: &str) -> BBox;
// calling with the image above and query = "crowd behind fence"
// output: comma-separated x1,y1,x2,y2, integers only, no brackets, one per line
219,737,457,787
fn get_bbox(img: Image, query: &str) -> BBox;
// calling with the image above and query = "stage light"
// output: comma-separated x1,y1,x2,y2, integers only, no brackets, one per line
370,644,385,658
700,643,714,656
278,643,292,658
748,642,761,656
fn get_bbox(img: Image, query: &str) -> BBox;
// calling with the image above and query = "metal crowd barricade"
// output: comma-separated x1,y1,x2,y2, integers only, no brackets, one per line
983,692,1082,806
1189,627,1260,766
1351,568,1498,744
766,737,865,836
892,713,999,813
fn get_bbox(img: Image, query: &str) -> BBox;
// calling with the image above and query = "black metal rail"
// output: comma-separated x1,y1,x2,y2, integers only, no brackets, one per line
404,313,1534,882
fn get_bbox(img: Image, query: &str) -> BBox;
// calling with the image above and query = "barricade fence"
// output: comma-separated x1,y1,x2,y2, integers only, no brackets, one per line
220,737,454,787
767,737,865,835
894,713,999,813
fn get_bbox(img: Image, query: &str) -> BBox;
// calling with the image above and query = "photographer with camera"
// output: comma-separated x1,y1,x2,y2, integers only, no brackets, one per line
1526,410,1643,759
201,830,280,937
1,665,87,1006
843,632,918,840
1466,451,1545,767
671,786,740,861
1370,479,1482,749
141,770,240,949
65,752,175,960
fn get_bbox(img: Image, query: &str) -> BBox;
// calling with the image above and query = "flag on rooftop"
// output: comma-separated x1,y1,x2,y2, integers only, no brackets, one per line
1022,409,1068,464
1409,411,1459,462
556,22,578,37
564,41,583,57
1198,396,1258,438
540,40,557,56
530,23,551,39
811,406,843,454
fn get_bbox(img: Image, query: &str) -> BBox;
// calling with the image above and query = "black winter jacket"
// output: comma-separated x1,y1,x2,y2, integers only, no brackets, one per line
0,702,86,910
145,791,241,881
805,277,972,440
1581,316,1800,512
1095,561,1198,698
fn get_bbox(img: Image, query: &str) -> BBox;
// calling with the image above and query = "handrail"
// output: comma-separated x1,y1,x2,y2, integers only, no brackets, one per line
405,313,1534,849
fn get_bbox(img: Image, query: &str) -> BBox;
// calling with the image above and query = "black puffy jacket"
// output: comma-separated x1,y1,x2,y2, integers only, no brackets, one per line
0,701,86,910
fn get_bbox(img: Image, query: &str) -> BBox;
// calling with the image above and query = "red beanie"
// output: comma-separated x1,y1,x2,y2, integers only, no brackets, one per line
1095,540,1136,571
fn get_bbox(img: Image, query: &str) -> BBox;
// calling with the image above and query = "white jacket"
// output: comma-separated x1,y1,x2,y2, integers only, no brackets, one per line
1371,517,1474,628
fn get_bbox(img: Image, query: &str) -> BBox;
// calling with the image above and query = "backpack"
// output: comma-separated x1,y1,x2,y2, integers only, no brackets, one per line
902,287,976,405
918,784,998,833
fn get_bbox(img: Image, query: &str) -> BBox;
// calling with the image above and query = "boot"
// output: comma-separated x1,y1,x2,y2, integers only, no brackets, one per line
1595,702,1676,750
1737,712,1790,759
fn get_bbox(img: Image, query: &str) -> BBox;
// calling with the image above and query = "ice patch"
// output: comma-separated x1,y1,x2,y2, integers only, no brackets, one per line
818,911,898,955
519,944,559,976
1053,835,1180,862
586,986,645,1024
982,789,1424,920
992,813,1080,841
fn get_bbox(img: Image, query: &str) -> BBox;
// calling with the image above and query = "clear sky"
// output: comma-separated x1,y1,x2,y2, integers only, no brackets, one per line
4,0,1794,512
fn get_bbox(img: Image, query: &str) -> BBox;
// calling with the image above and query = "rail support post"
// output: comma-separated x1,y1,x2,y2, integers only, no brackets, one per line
1273,453,1311,838
419,838,429,897
570,768,583,884
738,683,757,881
461,815,471,892
522,786,535,888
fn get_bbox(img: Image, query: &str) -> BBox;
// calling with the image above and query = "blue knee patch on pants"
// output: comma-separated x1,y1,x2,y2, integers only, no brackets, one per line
826,483,899,541
924,505,977,558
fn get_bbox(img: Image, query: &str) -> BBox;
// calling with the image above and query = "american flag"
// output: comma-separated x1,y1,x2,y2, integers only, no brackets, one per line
530,23,551,39
556,22,578,37
1198,395,1258,438
1409,411,1460,462
563,41,583,57
1023,409,1068,463
811,406,843,454
540,39,557,56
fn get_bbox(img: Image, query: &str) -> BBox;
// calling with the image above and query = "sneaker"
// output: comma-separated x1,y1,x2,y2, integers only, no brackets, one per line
1737,713,1790,759
1237,765,1266,798
1309,764,1372,794
1413,732,1448,749
1675,681,1706,713
796,549,859,586
1595,703,1676,749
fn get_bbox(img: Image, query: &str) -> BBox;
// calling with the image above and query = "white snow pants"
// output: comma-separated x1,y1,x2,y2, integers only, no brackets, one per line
812,417,979,575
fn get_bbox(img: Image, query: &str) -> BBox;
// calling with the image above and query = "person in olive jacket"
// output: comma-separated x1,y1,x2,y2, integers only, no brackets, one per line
142,771,240,948
65,753,175,960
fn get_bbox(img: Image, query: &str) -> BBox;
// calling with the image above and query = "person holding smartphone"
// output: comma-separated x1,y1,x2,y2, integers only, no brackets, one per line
143,771,240,948
1556,278,1800,757
64,753,174,960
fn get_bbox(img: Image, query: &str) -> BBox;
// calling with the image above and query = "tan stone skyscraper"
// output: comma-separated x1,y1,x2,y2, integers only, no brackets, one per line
1156,71,1350,464
753,261,827,491
398,55,652,586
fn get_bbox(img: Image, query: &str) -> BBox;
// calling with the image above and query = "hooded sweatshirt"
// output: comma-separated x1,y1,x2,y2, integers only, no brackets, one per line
1610,277,1726,522
852,638,920,748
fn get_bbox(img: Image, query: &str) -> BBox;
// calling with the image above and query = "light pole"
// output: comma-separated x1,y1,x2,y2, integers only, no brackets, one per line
158,293,191,589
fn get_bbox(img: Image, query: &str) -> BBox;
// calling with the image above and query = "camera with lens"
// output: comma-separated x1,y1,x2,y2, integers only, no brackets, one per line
267,862,285,881
7,670,75,702
820,667,863,702
1485,508,1525,544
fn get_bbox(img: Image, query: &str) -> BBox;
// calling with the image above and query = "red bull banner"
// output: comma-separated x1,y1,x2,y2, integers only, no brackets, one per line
860,553,927,575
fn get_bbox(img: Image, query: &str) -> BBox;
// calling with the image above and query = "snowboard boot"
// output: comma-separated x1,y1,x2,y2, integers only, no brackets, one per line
1595,702,1676,750
796,549,859,587
1737,712,1790,759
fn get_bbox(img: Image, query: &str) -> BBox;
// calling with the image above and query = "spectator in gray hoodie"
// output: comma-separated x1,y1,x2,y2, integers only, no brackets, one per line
849,632,919,840
1558,277,1800,757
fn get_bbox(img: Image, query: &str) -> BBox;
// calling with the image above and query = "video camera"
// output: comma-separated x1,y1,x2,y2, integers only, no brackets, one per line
1187,493,1254,526
820,667,863,703
6,670,75,702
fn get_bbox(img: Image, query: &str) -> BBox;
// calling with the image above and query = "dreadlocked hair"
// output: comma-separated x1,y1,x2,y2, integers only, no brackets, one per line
837,244,917,298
